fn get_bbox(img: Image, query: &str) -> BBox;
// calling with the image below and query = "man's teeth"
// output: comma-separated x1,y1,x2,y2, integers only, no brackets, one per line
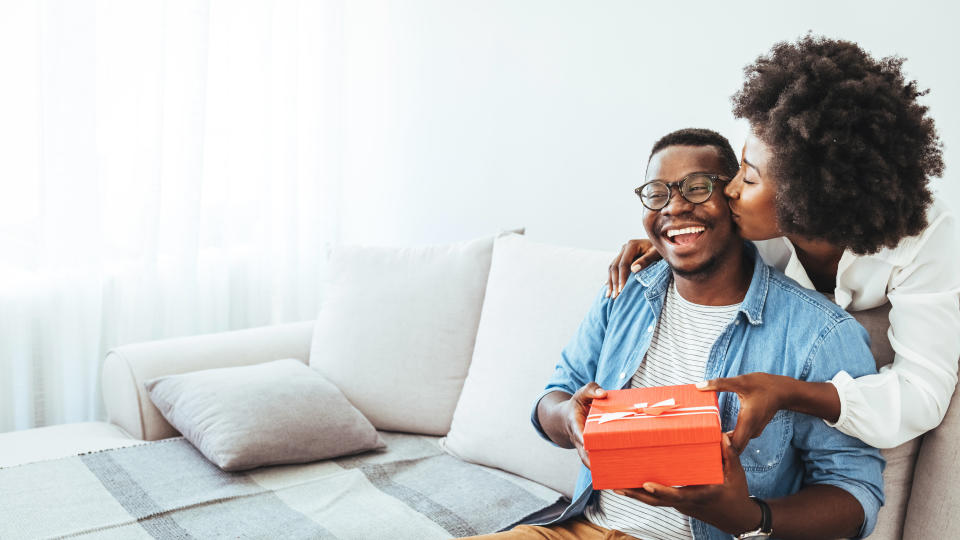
666,226,705,238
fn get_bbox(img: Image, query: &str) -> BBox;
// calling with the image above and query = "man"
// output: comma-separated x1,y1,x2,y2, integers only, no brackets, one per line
473,128,884,539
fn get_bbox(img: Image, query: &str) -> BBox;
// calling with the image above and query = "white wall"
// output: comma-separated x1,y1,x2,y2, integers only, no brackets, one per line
336,0,960,251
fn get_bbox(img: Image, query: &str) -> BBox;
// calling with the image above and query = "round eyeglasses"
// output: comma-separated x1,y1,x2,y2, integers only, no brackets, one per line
634,173,729,211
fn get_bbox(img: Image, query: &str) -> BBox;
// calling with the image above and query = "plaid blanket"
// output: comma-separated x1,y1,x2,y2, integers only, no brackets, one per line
0,432,565,539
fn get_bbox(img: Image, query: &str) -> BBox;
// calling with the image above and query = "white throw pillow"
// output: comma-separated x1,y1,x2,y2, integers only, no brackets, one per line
309,235,496,435
442,234,616,497
145,359,383,471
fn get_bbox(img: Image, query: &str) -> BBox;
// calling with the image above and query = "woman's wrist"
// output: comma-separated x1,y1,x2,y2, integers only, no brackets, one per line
780,377,841,423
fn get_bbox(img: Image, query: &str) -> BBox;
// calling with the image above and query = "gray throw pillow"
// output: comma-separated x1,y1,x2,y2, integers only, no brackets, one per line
145,359,383,471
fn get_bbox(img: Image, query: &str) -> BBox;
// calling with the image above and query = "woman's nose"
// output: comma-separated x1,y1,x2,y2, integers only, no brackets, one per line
725,172,743,199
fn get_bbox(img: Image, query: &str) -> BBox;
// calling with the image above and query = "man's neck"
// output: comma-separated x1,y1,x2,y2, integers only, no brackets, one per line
671,246,752,306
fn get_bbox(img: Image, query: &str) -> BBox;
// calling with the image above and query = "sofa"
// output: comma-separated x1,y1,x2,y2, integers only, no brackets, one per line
0,233,957,539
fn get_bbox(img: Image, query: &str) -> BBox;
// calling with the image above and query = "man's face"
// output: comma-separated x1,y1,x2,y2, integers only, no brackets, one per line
642,145,740,277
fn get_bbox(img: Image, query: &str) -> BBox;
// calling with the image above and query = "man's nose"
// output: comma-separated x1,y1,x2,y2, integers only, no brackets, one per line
660,187,696,215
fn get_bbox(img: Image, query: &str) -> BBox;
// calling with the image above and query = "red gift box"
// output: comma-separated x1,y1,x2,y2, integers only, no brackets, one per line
583,384,723,489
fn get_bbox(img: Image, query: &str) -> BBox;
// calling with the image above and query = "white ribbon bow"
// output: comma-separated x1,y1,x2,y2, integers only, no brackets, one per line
587,397,719,424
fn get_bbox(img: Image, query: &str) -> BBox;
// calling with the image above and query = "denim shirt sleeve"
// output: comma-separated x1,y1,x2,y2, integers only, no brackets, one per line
531,285,612,445
793,317,886,539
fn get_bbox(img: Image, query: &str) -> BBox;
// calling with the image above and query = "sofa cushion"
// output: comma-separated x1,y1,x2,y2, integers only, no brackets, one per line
309,235,495,435
904,381,960,538
846,302,917,540
146,359,383,471
442,234,615,497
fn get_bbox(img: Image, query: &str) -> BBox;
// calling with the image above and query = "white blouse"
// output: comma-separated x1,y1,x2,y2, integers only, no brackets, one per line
754,198,960,448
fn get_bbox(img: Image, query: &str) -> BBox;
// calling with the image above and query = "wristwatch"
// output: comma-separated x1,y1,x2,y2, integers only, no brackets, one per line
735,496,773,539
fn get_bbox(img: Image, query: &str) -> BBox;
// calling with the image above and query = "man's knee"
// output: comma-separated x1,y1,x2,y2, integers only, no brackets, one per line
460,524,553,539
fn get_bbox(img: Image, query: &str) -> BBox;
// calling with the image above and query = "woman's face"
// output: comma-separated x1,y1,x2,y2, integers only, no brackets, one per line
724,132,783,241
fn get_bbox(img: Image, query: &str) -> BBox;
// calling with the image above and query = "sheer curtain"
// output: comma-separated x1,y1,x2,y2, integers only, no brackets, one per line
0,0,343,432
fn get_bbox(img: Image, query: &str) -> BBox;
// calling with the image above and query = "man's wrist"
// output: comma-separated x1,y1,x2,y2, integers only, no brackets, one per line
730,495,764,535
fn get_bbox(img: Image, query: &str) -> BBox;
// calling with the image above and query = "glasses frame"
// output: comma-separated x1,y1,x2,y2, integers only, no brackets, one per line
634,173,730,211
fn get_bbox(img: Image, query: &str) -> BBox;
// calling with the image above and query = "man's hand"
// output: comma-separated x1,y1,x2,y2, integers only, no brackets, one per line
606,239,661,298
535,383,607,468
696,373,793,454
613,434,762,535
563,383,607,468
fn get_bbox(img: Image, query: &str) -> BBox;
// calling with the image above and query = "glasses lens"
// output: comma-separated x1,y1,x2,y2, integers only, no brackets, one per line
641,182,670,209
682,175,713,203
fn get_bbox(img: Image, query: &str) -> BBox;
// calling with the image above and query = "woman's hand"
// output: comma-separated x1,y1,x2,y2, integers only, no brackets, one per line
696,373,795,454
606,239,661,299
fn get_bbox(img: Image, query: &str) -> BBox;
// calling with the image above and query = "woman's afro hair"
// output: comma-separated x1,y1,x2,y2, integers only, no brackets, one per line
732,34,943,254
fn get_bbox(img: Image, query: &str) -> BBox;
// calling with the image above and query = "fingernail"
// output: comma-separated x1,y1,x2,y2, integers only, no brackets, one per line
695,381,708,389
642,483,655,493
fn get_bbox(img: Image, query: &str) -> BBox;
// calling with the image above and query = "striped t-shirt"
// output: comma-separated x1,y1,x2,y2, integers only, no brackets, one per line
583,279,740,539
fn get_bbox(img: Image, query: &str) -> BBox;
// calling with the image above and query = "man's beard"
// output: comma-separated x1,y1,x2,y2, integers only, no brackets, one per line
668,251,723,281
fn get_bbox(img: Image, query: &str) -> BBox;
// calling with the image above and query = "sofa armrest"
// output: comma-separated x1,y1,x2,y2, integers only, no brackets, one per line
101,320,315,441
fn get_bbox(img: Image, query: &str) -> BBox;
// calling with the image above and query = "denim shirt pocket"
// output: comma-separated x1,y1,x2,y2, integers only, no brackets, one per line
739,409,792,472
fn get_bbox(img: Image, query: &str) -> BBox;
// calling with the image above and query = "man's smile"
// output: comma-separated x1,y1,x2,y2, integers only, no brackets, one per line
660,222,709,250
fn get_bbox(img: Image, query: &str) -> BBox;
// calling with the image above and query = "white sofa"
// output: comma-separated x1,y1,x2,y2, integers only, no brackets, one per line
1,234,957,539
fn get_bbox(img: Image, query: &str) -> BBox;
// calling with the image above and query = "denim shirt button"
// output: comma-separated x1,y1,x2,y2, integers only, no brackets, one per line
647,325,654,332
619,372,626,379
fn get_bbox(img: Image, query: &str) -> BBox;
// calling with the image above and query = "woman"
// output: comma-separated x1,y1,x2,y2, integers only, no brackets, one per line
607,35,960,451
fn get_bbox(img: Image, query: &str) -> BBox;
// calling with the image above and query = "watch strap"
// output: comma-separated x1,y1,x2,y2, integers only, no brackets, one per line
735,496,773,538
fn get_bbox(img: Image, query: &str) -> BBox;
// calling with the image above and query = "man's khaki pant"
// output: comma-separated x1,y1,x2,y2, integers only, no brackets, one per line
465,517,639,539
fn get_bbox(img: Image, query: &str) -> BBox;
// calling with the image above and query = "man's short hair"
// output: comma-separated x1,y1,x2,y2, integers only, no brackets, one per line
649,128,740,178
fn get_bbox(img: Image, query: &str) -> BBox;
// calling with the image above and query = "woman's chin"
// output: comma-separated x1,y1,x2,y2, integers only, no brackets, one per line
731,217,780,241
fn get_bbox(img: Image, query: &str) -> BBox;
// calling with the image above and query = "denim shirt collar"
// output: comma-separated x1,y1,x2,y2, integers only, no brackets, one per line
634,241,769,325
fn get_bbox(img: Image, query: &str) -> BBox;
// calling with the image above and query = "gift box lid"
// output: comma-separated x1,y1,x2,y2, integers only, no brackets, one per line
583,384,721,450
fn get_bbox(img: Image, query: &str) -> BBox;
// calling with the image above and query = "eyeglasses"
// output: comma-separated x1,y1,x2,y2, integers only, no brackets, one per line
634,173,729,211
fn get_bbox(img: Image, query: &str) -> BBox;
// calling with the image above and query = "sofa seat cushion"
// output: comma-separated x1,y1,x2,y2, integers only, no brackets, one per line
0,431,564,539
0,421,140,468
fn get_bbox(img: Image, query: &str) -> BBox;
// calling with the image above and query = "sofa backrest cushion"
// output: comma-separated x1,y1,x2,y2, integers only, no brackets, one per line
845,302,917,540
904,381,960,538
441,234,615,497
309,235,495,435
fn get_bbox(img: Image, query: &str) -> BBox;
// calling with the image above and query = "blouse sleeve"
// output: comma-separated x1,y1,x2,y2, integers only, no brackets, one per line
827,209,960,448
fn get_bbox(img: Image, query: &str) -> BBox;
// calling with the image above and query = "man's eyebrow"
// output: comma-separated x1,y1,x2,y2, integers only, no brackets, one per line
648,171,726,182
742,157,761,175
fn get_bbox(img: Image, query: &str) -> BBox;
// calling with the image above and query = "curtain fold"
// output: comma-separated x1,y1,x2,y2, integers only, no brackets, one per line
0,0,342,432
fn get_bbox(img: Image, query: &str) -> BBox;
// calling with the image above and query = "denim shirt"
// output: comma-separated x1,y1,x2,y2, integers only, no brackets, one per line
531,245,885,539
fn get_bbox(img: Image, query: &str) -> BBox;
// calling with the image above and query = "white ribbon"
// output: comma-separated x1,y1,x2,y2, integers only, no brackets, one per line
586,404,720,424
